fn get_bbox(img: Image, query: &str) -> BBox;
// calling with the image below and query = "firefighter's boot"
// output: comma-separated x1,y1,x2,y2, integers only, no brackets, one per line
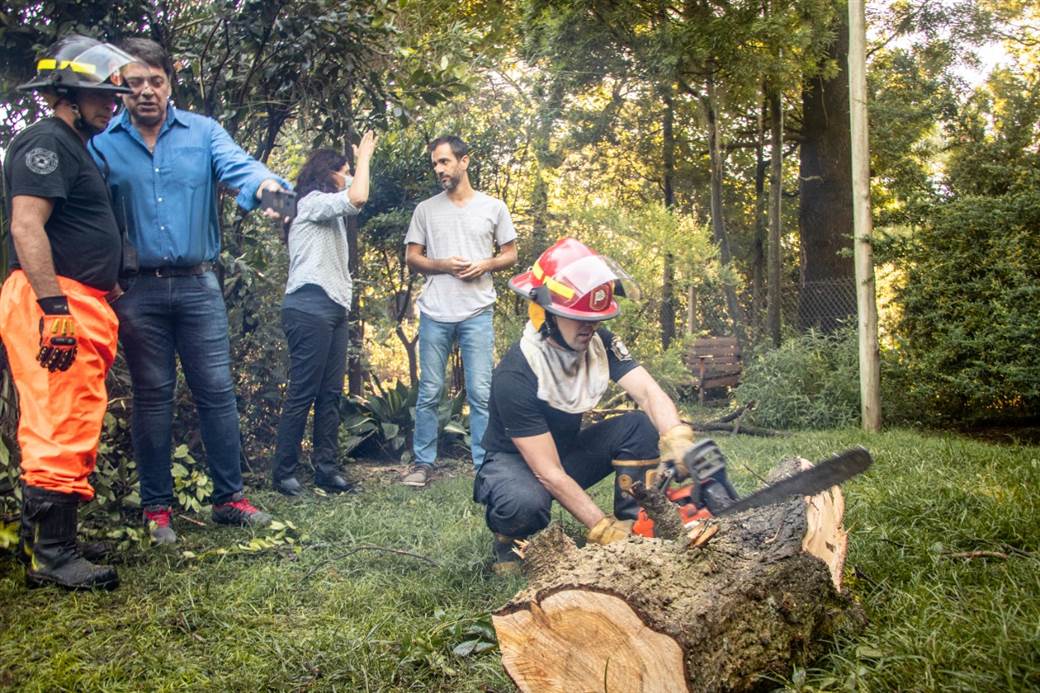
491,533,523,576
612,458,661,520
18,493,109,564
21,485,119,591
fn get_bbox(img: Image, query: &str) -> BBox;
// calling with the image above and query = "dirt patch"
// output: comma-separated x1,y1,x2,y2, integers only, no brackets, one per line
344,457,476,486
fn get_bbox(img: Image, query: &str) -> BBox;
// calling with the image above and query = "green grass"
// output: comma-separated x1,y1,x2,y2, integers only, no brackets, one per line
1,430,1039,691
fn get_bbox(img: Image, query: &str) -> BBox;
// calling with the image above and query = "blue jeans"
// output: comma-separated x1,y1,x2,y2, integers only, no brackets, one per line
412,309,493,468
273,285,349,481
113,270,243,507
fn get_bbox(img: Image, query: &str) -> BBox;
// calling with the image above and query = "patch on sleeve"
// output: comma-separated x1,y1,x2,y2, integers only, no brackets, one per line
25,147,59,175
610,336,633,361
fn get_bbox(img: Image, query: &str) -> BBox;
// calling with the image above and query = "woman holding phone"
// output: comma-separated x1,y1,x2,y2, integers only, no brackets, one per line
272,131,377,495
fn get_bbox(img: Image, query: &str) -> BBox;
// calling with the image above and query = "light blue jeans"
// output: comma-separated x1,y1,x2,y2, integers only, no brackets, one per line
412,309,494,469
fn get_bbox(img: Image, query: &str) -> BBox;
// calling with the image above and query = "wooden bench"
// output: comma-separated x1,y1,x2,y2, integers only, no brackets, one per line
687,336,742,404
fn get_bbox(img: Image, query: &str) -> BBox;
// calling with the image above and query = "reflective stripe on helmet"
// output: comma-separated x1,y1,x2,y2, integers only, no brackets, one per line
36,59,99,76
532,261,576,300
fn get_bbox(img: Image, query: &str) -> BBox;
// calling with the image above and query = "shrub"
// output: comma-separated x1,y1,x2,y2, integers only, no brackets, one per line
734,327,861,430
889,190,1040,425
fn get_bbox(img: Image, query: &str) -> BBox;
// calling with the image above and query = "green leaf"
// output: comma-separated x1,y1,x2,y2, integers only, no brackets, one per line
856,645,884,659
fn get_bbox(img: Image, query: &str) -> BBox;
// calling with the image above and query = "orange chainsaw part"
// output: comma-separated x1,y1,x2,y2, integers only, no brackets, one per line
631,484,714,538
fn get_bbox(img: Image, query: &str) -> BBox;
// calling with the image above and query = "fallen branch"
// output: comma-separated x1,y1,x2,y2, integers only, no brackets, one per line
942,550,1009,561
711,401,755,424
587,403,781,437
300,544,440,582
692,421,780,437
177,513,207,527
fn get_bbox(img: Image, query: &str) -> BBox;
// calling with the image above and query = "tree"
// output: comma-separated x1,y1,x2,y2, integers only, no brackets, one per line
797,7,854,333
888,64,1040,423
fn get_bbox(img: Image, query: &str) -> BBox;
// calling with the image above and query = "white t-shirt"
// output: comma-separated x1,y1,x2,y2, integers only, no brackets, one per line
404,190,517,322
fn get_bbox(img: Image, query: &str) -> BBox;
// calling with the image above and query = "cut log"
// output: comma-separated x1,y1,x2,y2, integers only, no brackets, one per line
493,457,862,692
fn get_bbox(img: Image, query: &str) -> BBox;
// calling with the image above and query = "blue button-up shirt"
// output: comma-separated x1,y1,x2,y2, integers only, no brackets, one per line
90,104,289,268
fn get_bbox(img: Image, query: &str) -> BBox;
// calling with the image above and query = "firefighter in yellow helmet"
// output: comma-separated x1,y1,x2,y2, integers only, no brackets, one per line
2,35,135,590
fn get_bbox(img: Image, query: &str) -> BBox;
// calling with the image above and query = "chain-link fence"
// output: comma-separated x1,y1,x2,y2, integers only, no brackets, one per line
782,277,858,332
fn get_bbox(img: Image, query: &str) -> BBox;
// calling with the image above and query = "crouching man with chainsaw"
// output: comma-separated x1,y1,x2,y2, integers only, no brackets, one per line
474,238,736,575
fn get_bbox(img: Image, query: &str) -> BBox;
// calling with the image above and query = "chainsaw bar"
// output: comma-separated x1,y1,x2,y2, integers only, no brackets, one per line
715,446,873,517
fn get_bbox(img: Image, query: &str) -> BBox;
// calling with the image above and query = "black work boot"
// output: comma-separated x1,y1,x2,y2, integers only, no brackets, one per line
19,491,113,565
314,462,355,494
612,458,659,520
491,533,523,576
273,476,304,496
21,486,119,591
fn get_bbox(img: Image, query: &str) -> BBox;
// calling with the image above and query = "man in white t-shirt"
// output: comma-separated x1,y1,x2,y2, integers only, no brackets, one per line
402,135,518,486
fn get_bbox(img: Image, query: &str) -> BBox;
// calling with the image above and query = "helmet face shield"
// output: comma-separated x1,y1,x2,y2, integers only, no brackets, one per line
19,36,135,94
551,254,641,306
63,42,137,88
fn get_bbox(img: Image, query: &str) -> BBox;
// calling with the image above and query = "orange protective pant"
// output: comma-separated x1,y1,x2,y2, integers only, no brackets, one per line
0,270,118,500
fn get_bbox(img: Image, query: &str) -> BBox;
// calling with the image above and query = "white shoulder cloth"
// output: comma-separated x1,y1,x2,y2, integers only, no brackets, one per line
519,321,609,414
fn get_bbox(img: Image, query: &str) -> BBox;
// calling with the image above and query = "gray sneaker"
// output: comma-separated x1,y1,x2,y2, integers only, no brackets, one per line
401,464,432,487
143,506,178,545
212,492,272,527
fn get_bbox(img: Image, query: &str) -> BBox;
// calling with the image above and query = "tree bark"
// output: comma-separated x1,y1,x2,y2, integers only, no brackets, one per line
751,95,767,341
343,112,364,396
661,84,677,349
702,71,748,346
493,458,861,692
798,13,856,332
530,78,566,262
767,87,784,347
346,214,364,396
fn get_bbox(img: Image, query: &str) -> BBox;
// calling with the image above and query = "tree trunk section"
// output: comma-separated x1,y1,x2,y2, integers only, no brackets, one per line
767,87,784,347
703,73,748,346
346,215,364,396
751,95,767,341
493,457,861,692
342,119,365,396
530,78,565,264
798,13,856,332
661,85,677,349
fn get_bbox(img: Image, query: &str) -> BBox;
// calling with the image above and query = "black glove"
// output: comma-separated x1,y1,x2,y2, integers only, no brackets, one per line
37,296,77,372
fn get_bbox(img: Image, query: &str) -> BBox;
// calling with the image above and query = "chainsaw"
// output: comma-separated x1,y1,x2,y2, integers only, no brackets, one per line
630,440,874,538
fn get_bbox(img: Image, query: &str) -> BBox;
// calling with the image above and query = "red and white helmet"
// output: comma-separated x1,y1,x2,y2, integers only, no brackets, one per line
509,238,636,322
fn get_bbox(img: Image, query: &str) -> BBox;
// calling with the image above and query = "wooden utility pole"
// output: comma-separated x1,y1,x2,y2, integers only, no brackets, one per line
848,0,881,430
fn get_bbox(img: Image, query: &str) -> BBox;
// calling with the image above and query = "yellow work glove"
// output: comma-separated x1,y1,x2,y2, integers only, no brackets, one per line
659,424,696,480
586,515,633,545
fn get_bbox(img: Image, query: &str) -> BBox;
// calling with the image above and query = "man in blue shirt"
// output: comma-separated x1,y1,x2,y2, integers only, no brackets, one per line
91,38,286,544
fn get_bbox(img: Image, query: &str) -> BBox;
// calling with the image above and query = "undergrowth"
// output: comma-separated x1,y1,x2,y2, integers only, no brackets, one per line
0,430,1038,691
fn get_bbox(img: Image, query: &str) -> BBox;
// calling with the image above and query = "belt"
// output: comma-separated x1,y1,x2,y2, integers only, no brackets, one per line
134,262,215,278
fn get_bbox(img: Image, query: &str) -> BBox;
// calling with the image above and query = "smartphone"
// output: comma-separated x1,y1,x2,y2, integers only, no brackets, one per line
261,188,298,219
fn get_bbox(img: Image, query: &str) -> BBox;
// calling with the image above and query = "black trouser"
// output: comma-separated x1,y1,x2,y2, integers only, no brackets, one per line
273,285,349,482
473,411,659,538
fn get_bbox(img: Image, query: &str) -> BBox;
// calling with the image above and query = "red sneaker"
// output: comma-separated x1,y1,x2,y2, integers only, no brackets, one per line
143,506,177,545
212,492,272,527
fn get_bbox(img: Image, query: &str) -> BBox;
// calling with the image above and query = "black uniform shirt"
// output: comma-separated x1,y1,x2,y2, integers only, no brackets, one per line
4,117,121,291
482,327,640,456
